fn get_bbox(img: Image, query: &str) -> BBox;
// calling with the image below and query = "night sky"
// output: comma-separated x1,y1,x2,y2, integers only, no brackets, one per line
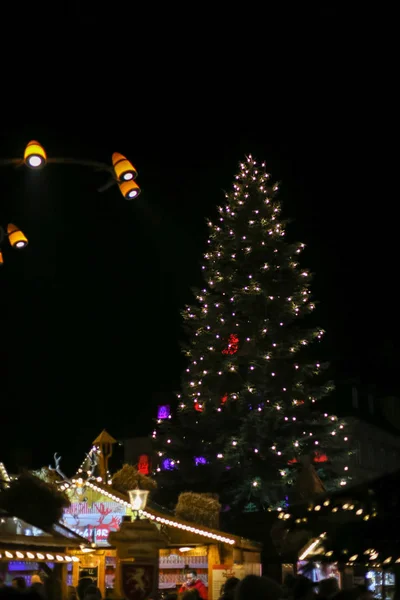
0,5,396,474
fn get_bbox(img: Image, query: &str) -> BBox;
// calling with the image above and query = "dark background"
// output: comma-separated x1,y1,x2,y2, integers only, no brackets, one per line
0,5,396,473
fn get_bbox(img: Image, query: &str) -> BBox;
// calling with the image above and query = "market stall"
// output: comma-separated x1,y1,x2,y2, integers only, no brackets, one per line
63,478,261,599
0,508,89,594
267,468,400,598
55,430,261,598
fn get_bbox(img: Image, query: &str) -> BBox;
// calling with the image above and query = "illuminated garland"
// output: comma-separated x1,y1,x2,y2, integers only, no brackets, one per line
0,462,10,486
78,480,236,545
277,499,378,523
0,550,79,562
154,156,351,502
304,537,400,567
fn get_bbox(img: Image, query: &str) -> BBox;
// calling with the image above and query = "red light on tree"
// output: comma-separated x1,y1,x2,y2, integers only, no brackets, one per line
221,394,228,404
314,452,328,463
138,454,150,475
194,402,203,412
288,452,328,465
222,334,239,355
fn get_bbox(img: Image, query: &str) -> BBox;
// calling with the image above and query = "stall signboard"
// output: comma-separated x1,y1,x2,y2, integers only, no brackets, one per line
122,563,155,600
212,565,246,600
62,501,129,545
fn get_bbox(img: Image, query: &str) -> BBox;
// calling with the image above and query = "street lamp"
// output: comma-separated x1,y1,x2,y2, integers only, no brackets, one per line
7,224,28,249
112,152,138,182
24,140,47,169
128,488,149,520
0,142,141,199
109,487,165,600
0,223,29,265
118,179,141,200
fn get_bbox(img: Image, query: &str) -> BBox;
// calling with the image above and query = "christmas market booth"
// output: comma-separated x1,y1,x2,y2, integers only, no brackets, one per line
59,431,262,600
267,467,400,599
0,463,91,595
0,508,90,588
216,457,335,584
63,479,262,598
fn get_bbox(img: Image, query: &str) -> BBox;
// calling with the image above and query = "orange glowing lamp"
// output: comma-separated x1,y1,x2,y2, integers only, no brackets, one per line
24,140,47,169
0,251,3,266
112,152,138,182
118,179,141,200
7,224,28,249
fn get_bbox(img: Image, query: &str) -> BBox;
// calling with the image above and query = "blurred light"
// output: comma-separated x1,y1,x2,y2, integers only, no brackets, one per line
157,405,171,419
112,152,138,182
0,251,3,266
128,489,149,511
7,224,28,249
24,140,47,169
118,179,141,200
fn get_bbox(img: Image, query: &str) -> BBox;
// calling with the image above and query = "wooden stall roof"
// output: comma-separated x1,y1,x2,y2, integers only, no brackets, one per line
0,509,89,549
306,516,400,566
0,508,91,563
261,468,400,566
93,430,117,446
79,480,261,552
274,467,400,524
0,463,10,484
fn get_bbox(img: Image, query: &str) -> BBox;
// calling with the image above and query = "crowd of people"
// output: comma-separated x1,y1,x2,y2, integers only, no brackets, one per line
0,574,102,600
0,570,377,600
163,572,375,600
0,575,46,598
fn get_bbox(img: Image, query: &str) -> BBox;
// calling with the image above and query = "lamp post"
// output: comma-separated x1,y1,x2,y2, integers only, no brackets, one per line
0,140,142,200
128,489,150,520
0,140,142,265
108,489,165,600
0,223,29,266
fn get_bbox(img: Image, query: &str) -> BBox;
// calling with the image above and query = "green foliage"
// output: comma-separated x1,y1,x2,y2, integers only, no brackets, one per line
0,471,70,531
112,464,157,495
156,156,350,510
243,502,258,513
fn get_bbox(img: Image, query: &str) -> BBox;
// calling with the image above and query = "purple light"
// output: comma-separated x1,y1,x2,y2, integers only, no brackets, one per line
161,458,175,470
8,562,54,571
194,456,207,466
157,405,171,419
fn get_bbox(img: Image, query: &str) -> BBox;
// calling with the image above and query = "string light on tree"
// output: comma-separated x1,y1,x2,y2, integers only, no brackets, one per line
154,155,350,510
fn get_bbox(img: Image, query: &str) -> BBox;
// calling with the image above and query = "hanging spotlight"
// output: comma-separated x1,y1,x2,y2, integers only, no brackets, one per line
118,180,141,200
112,153,138,182
24,140,47,169
7,224,28,249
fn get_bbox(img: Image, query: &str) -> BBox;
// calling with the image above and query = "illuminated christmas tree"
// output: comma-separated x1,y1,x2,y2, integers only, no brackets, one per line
155,156,350,511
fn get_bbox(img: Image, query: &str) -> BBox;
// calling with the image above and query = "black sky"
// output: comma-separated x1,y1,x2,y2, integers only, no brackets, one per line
0,5,396,473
